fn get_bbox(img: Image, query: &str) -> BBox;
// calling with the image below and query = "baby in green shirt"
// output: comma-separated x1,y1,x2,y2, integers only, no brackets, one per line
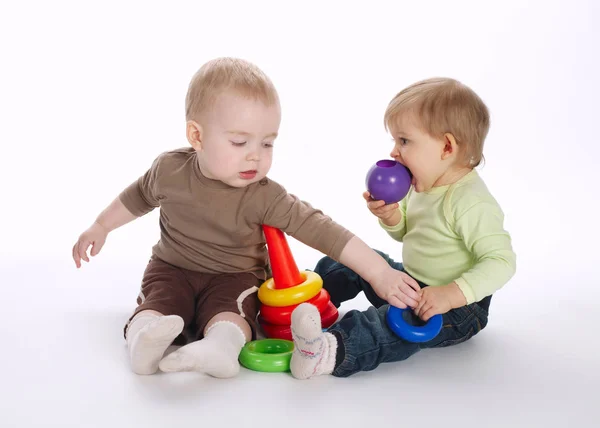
289,77,517,379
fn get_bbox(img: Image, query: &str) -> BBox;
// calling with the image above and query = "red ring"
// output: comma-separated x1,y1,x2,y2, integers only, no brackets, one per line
258,317,293,341
259,289,331,325
258,301,340,341
320,301,339,328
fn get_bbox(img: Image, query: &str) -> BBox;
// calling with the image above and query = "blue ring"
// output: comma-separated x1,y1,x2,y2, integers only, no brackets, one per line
386,305,443,343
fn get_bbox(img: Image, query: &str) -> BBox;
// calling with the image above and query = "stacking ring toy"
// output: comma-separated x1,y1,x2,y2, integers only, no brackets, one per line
258,271,322,307
238,339,294,372
386,305,443,343
259,289,331,325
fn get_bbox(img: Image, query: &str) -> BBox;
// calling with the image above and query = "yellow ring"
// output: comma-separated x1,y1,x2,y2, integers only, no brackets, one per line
258,271,323,307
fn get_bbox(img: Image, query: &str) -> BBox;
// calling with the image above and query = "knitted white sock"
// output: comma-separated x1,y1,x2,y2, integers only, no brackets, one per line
126,313,185,375
158,321,246,378
290,303,337,379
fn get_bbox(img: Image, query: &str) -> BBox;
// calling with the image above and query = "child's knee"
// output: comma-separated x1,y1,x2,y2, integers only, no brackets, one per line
314,256,339,275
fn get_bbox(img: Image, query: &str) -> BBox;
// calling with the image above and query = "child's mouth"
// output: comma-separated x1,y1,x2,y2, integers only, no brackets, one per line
239,170,257,180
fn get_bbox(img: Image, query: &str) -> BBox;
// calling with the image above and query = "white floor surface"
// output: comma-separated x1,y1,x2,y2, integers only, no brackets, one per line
1,258,597,428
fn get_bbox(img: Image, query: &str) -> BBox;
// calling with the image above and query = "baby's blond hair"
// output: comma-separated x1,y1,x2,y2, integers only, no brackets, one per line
384,78,490,167
185,57,279,121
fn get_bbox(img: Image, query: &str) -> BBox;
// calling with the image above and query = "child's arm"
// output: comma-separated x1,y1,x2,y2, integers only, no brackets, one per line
72,155,162,268
72,197,138,268
262,186,421,308
414,201,516,321
337,235,421,309
452,201,516,304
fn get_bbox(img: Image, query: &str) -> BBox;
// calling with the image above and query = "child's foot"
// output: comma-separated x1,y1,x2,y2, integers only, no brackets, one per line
126,314,184,375
290,303,337,379
158,321,246,378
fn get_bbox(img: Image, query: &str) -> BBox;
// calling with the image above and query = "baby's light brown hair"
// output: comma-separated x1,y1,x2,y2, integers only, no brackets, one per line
185,57,279,122
384,78,490,167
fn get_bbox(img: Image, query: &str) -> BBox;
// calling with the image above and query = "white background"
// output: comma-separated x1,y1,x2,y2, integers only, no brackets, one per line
1,1,598,427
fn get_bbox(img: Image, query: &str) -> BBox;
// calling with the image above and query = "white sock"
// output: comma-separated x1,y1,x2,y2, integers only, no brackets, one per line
290,303,337,379
126,313,185,375
158,321,246,378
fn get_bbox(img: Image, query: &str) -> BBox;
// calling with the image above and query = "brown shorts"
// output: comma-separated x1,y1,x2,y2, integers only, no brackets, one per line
124,257,261,342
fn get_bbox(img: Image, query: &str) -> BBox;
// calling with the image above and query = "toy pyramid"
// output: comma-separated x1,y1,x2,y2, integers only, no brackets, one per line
257,226,338,340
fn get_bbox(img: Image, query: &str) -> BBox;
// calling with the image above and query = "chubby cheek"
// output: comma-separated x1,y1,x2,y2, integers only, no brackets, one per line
261,154,273,173
209,151,239,175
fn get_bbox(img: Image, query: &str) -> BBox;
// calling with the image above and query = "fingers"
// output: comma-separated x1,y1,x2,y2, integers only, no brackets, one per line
367,199,386,210
372,202,399,214
73,239,91,268
414,290,427,317
90,239,104,257
368,202,399,220
404,295,420,309
364,191,400,222
401,273,421,292
72,243,81,268
79,241,90,263
414,302,433,319
390,289,419,309
398,278,420,303
420,306,438,322
364,192,398,208
400,286,420,307
368,200,397,210
415,298,434,320
388,295,407,309
73,225,108,268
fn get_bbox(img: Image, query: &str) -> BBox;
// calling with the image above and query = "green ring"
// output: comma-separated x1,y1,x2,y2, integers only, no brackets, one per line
239,339,294,372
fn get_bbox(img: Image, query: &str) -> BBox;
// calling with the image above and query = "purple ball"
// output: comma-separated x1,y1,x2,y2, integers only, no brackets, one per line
365,160,411,204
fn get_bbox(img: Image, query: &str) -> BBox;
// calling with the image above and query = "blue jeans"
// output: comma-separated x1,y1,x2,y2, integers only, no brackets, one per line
314,251,491,378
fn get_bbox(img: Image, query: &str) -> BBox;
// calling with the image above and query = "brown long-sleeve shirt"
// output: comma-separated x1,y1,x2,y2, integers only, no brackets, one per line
119,147,354,280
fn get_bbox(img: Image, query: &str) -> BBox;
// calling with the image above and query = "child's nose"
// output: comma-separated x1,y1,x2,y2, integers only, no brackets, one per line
246,151,259,162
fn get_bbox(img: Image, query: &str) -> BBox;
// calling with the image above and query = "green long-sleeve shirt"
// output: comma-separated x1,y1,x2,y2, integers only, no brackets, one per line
379,170,516,304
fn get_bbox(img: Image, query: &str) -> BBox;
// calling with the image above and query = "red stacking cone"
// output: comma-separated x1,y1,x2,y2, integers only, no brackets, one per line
263,225,303,289
258,225,339,341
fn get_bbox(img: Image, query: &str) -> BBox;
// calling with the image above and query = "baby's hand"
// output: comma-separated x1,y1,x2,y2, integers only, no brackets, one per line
414,283,467,321
362,191,402,227
371,268,421,309
72,222,108,268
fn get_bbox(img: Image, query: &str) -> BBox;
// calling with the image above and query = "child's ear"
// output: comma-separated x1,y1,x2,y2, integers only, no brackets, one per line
186,120,203,150
441,133,458,160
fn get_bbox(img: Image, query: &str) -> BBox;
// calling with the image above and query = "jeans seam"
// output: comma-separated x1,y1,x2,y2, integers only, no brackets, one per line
445,310,476,330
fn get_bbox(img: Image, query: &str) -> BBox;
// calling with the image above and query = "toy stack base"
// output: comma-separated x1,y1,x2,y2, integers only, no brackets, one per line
239,338,294,372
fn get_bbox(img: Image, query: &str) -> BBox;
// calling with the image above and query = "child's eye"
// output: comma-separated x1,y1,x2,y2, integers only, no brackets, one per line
231,141,246,146
262,142,274,148
390,137,408,146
